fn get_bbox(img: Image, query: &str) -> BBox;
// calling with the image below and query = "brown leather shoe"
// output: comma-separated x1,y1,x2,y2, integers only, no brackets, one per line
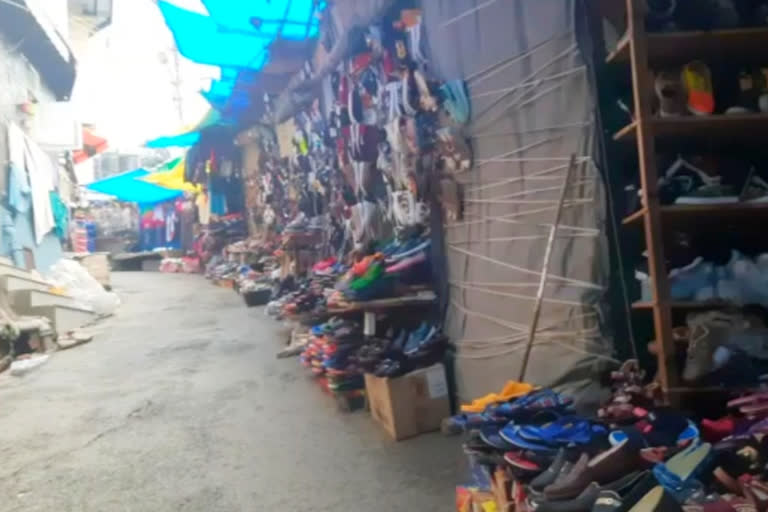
544,439,647,501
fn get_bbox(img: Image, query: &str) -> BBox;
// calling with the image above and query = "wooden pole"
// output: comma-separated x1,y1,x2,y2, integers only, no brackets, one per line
518,154,577,382
626,0,677,394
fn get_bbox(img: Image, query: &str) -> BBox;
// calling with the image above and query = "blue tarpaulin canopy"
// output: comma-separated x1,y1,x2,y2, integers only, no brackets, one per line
85,169,183,204
149,0,325,146
201,0,322,40
145,109,227,148
145,131,200,149
158,1,272,69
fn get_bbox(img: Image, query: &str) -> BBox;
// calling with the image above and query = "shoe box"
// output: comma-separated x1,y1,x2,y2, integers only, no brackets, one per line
365,363,450,441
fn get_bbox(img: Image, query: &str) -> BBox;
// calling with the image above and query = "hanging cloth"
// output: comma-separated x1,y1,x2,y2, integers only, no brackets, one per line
23,135,56,244
195,192,210,225
49,191,69,240
6,124,31,214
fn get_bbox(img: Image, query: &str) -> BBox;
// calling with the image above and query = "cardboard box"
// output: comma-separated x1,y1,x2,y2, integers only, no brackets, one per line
365,363,450,441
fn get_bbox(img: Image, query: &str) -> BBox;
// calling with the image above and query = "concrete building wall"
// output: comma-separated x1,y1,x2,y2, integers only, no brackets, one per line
0,33,65,272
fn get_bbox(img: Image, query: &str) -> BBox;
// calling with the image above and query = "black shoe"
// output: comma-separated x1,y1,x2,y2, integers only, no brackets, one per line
591,473,659,512
531,449,569,493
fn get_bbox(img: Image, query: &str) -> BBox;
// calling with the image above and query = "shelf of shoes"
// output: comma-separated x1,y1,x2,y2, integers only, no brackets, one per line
600,0,768,397
622,203,768,227
631,300,733,311
614,114,768,144
327,290,437,315
607,27,768,66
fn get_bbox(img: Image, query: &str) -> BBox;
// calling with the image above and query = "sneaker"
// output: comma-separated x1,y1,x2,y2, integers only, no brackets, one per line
655,70,686,117
683,61,715,116
657,156,720,205
674,182,739,204
739,168,768,203
683,310,750,381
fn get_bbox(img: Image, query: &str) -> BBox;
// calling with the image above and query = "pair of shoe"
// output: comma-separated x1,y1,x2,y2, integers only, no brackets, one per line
655,61,714,118
533,439,713,511
682,308,768,381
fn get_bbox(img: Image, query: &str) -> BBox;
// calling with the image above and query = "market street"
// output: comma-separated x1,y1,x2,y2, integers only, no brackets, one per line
0,272,462,511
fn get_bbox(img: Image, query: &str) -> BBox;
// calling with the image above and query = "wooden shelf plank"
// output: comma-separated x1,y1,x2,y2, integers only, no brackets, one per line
606,27,768,65
622,208,646,226
632,300,734,311
614,115,768,143
622,203,768,227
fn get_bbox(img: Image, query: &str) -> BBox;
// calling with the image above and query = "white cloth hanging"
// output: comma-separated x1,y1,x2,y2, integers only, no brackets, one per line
22,135,56,244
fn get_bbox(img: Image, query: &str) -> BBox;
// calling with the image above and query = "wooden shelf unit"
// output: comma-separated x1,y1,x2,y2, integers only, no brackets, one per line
614,115,768,144
622,203,768,228
604,0,768,398
606,27,768,66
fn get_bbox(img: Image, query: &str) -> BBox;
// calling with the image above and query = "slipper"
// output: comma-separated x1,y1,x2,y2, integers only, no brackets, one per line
627,486,682,512
441,412,508,435
478,426,517,451
459,381,535,413
609,409,698,447
492,389,572,419
520,416,606,446
498,425,559,453
504,451,546,474
652,443,712,499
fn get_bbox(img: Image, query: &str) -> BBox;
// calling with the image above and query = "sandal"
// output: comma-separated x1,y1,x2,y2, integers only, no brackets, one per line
652,443,712,499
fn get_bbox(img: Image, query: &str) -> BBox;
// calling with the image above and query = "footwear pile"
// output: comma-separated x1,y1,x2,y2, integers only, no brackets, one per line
445,368,768,512
334,234,432,302
636,246,768,308
299,317,447,400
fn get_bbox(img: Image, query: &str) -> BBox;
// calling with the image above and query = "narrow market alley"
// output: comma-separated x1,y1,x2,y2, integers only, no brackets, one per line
0,272,462,512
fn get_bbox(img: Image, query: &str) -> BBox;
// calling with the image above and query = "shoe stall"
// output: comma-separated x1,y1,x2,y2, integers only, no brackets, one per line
255,2,463,433
600,0,768,398
436,0,768,511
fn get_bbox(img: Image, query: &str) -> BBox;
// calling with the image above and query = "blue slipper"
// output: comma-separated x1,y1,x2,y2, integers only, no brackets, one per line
652,442,712,500
498,425,558,453
519,416,606,446
479,426,517,451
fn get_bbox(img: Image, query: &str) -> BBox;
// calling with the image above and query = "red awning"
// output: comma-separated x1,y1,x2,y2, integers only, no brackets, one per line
73,128,108,164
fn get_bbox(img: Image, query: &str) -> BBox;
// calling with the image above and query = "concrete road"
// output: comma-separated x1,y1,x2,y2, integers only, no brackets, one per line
0,272,463,511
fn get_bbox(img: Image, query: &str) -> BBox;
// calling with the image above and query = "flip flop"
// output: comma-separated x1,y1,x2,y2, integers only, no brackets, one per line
652,443,712,499
459,381,535,413
498,425,559,453
504,451,546,474
493,389,572,419
519,416,606,446
478,426,517,451
627,486,682,512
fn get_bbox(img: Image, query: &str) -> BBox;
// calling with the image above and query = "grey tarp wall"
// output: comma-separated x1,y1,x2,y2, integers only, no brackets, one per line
421,0,616,402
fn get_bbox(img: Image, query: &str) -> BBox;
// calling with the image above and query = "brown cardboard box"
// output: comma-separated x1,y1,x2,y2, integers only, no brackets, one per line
365,363,450,441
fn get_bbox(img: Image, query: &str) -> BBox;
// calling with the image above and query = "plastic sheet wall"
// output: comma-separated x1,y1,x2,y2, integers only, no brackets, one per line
421,1,614,402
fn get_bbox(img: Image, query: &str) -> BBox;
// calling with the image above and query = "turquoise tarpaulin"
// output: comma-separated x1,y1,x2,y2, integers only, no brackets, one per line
157,1,272,69
145,131,200,149
85,169,183,204
200,0,322,40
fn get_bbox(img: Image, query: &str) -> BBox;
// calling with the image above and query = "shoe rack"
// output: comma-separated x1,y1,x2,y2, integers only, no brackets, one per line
603,0,768,399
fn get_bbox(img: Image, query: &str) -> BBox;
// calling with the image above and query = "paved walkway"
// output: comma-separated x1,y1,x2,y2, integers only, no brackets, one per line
0,272,462,511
